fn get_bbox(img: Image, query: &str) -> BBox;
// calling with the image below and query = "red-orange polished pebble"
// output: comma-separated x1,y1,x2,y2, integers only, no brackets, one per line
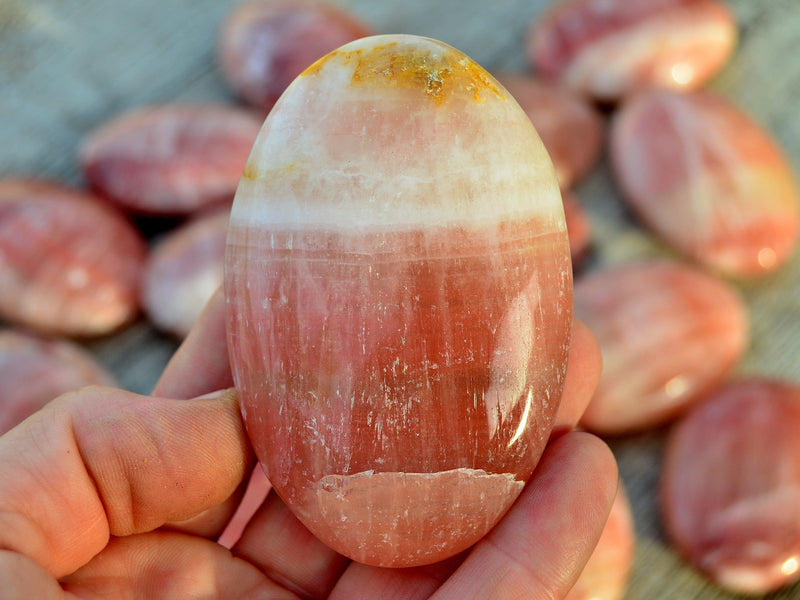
575,261,747,435
662,379,800,595
0,179,145,337
566,482,634,600
81,104,262,215
218,0,373,110
497,74,604,189
0,329,116,435
527,0,737,101
225,35,572,567
142,208,229,338
611,90,800,277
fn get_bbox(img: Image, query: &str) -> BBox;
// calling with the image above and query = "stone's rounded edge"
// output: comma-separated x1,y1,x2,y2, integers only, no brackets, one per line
660,379,800,595
299,34,506,105
575,260,749,436
300,468,525,567
235,34,564,232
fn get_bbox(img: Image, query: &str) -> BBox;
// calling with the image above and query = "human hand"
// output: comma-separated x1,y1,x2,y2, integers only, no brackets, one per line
0,289,617,599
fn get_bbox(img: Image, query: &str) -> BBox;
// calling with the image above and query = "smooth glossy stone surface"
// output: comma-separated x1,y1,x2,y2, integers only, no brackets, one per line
225,34,572,567
497,74,604,189
0,179,146,337
662,379,800,595
562,190,592,268
527,0,737,101
611,90,800,277
142,208,229,338
81,104,263,215
0,329,116,435
218,0,374,110
575,261,747,435
566,482,635,600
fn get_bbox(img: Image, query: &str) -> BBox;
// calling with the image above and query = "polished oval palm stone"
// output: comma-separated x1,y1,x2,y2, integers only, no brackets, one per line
225,34,573,567
527,0,737,101
611,90,800,277
575,261,747,435
662,379,800,594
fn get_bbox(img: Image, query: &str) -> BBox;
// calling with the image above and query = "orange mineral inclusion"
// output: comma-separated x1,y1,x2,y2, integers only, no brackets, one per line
225,35,572,567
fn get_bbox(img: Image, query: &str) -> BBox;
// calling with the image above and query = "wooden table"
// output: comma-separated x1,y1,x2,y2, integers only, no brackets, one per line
2,1,799,597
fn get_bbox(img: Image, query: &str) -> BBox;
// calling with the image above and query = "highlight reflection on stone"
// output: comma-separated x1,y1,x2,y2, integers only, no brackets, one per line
575,261,747,435
527,0,737,101
662,379,800,595
225,35,572,567
611,90,800,277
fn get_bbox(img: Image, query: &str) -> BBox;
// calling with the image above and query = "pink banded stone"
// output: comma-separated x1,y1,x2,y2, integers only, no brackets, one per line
497,74,604,189
218,0,374,110
566,482,634,600
225,35,572,567
575,261,747,435
81,104,263,215
142,208,229,338
0,179,146,337
0,329,116,435
661,379,800,594
611,90,800,277
527,0,737,101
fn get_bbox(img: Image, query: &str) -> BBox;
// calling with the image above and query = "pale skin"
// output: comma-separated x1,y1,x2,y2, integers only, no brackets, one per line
0,289,615,599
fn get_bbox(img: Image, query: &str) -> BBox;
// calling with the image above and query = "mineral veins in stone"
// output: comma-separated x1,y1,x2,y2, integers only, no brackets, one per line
662,379,800,595
225,35,572,567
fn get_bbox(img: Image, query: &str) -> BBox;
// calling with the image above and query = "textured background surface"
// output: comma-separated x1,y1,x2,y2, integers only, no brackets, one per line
1,1,799,597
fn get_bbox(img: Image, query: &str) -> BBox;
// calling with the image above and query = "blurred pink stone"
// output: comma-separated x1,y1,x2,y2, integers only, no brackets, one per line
562,190,592,267
81,104,263,216
611,90,800,277
0,179,146,337
498,74,604,189
217,0,374,110
142,208,229,338
566,482,634,600
575,261,748,435
527,0,737,101
0,329,116,435
661,379,800,595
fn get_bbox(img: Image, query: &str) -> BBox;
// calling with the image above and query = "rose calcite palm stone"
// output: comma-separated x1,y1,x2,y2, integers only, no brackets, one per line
225,34,573,567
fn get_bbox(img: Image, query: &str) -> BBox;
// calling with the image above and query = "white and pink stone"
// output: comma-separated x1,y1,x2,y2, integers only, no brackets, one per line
662,379,800,595
575,261,748,435
225,35,573,567
611,90,800,278
0,179,146,337
81,104,263,215
527,0,737,102
218,0,374,110
142,208,229,338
